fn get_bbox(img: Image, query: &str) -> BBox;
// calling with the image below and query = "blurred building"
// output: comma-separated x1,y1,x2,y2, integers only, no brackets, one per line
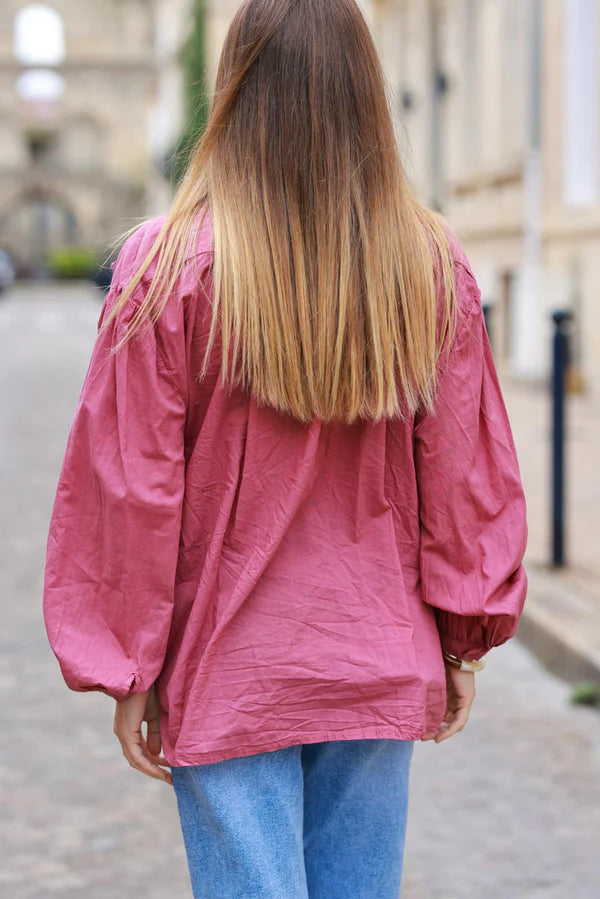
7,1,595,392
0,0,188,276
205,0,600,394
367,0,599,393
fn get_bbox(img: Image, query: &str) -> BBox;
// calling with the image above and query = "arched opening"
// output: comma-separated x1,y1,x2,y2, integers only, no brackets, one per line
1,192,79,278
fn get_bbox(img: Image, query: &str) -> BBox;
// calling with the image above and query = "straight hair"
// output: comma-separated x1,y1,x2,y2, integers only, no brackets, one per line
102,0,459,425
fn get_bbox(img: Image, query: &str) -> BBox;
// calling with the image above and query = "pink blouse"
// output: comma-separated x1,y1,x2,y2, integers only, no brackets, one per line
43,211,528,766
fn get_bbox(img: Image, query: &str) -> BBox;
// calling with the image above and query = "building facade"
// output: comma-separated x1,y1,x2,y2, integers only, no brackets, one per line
205,0,600,394
368,0,599,391
0,0,188,274
7,1,595,391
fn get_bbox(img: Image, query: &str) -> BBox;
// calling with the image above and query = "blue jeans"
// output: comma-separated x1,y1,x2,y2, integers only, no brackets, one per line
172,738,415,898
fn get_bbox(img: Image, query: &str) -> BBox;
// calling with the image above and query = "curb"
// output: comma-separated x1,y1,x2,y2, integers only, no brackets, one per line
516,561,600,686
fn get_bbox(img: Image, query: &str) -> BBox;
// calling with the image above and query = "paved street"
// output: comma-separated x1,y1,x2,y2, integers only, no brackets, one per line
1,283,599,898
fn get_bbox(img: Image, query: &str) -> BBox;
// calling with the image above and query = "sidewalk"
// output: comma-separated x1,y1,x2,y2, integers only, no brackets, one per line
501,376,600,685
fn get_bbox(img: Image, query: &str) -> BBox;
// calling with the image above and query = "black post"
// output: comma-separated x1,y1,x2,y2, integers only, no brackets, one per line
551,309,571,567
482,302,492,349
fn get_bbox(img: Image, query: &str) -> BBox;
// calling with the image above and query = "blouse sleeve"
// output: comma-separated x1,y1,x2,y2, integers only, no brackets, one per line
42,236,187,701
413,257,528,661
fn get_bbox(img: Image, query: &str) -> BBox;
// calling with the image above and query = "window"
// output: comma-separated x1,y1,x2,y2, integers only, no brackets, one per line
463,0,481,165
13,4,66,110
563,0,599,206
14,4,65,66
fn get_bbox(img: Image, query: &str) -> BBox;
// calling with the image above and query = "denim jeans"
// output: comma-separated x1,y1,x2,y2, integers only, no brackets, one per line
171,737,415,899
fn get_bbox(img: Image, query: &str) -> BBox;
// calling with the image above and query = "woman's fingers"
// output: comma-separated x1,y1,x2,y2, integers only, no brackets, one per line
113,687,172,784
421,670,475,742
123,740,173,785
425,667,476,742
139,735,171,767
146,715,162,758
433,702,471,742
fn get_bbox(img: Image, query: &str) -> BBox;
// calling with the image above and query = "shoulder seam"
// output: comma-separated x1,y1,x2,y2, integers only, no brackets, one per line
454,258,482,319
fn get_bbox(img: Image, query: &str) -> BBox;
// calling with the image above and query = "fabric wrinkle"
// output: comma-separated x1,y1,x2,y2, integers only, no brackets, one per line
42,210,529,763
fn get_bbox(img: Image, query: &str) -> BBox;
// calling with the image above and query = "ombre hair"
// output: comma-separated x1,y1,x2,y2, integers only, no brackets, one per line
102,0,459,425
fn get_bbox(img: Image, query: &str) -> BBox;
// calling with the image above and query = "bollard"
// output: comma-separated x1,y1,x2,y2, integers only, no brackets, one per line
551,309,572,567
482,302,492,349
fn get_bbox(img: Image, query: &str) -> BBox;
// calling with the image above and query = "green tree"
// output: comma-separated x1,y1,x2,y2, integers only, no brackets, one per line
164,0,210,187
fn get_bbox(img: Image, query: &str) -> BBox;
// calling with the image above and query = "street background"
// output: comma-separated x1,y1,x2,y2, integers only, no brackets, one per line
1,1,599,897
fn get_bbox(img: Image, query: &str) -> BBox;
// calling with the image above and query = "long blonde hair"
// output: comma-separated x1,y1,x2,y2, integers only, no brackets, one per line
102,0,459,425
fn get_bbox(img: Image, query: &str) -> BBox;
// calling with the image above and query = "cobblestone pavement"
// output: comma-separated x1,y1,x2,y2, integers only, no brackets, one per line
1,284,599,898
403,640,600,898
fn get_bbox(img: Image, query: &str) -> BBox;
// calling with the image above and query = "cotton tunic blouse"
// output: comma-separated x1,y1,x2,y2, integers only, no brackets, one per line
43,211,528,766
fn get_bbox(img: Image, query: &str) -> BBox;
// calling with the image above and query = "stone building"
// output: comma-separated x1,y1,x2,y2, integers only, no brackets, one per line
0,0,188,275
367,0,600,391
205,0,600,394
5,0,597,393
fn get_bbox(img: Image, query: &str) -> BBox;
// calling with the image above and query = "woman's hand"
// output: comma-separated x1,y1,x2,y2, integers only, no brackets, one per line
421,662,476,743
113,683,173,785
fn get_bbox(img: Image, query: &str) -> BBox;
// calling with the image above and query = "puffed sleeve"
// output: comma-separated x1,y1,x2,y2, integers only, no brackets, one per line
413,255,528,661
42,235,187,701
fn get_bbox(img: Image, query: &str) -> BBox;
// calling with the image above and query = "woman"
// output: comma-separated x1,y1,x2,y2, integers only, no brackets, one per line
42,0,528,896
